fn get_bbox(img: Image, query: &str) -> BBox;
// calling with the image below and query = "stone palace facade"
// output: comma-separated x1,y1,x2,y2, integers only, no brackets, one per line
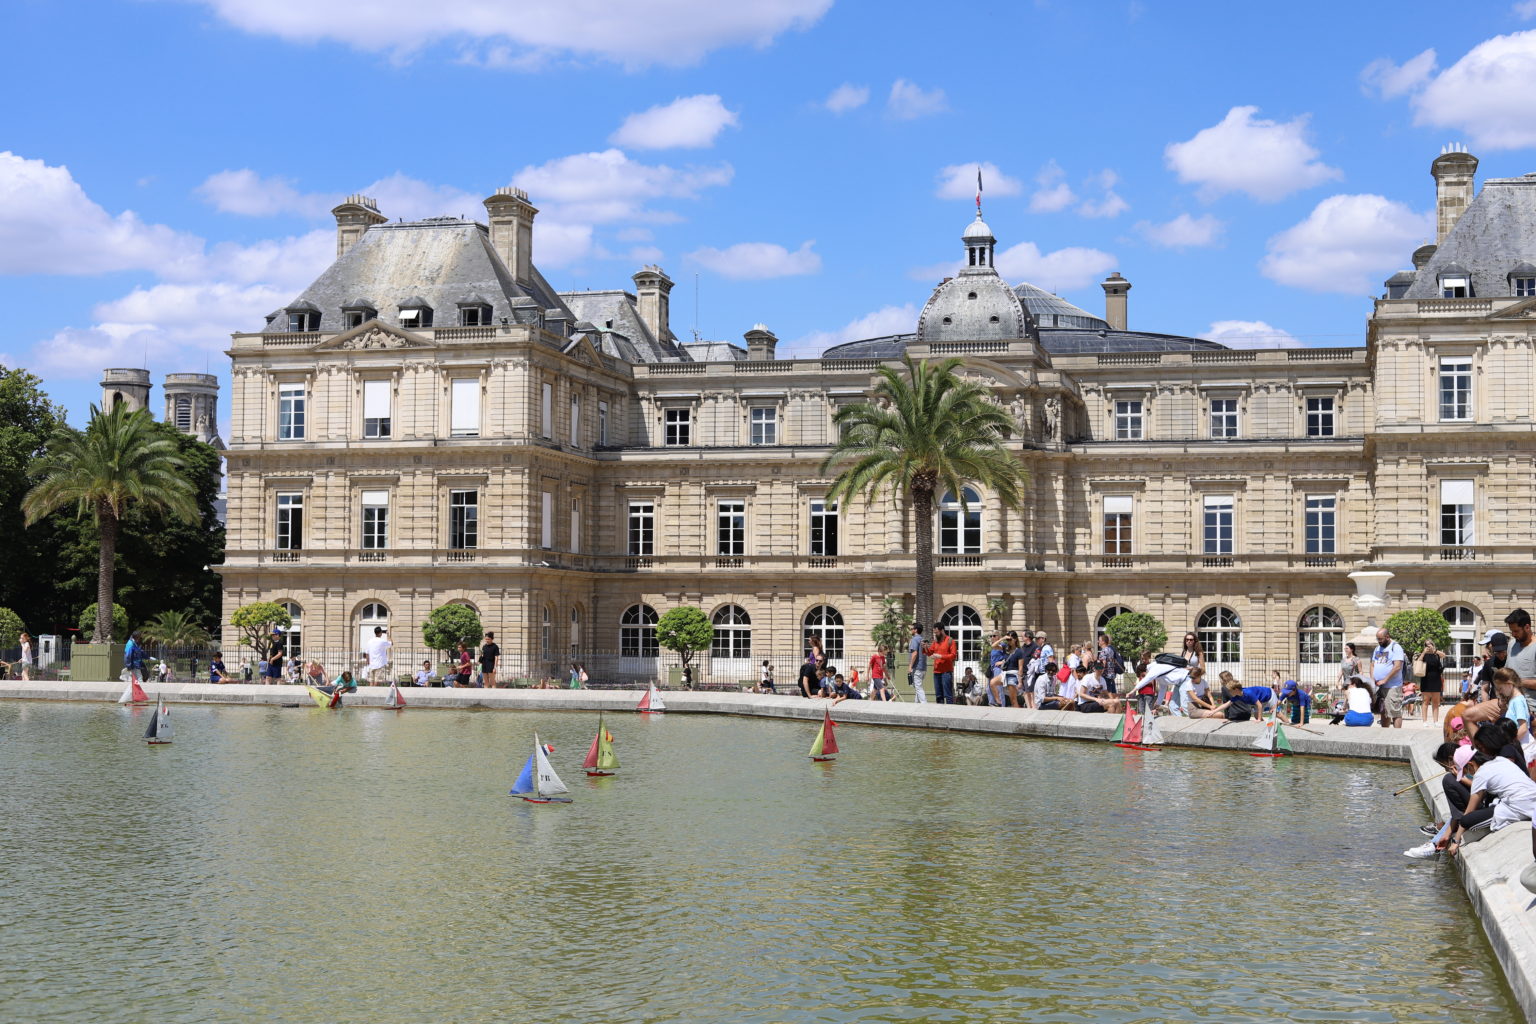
217,149,1536,682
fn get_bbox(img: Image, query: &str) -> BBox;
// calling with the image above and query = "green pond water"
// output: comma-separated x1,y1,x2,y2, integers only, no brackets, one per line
0,702,1519,1024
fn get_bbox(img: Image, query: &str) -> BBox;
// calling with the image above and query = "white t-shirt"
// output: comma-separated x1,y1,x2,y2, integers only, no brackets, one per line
365,636,392,670
1470,758,1536,830
1372,641,1406,688
1057,676,1079,701
1172,678,1196,715
1347,687,1372,714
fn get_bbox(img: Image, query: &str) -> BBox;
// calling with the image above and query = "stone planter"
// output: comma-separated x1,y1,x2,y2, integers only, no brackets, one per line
72,643,124,683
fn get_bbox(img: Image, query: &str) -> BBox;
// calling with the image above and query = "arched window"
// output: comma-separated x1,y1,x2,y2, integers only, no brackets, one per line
280,601,303,659
1443,605,1478,670
939,487,982,554
711,605,752,660
358,602,388,655
1096,605,1133,632
804,605,844,662
1197,606,1242,663
939,605,983,669
541,606,553,662
1297,606,1344,664
620,604,658,658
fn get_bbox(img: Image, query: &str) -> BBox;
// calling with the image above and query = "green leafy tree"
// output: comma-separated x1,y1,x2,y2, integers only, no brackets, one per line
870,597,913,665
422,603,483,656
23,404,199,643
822,354,1028,628
230,601,293,659
656,606,713,671
79,602,130,643
0,370,66,627
1103,612,1168,664
0,607,24,649
1384,608,1452,663
140,609,213,648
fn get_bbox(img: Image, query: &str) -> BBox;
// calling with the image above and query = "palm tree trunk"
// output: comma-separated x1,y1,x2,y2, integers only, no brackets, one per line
95,501,117,644
912,481,936,630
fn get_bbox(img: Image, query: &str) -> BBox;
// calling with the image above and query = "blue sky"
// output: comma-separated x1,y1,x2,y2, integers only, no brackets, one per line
5,0,1536,426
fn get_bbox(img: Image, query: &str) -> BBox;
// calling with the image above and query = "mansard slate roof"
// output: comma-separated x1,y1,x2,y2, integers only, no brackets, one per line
270,219,571,334
559,289,687,363
1404,173,1536,299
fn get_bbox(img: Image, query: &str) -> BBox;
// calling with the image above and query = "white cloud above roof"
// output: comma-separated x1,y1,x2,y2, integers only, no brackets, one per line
785,303,918,356
823,83,870,114
1165,106,1342,202
1408,30,1536,149
688,240,821,279
935,162,1021,201
610,95,739,150
1200,319,1298,349
995,242,1116,291
1136,213,1225,249
887,79,948,120
1261,193,1431,294
1359,49,1438,99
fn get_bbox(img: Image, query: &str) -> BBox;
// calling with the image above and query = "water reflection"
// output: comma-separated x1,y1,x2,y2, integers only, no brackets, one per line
0,703,1517,1024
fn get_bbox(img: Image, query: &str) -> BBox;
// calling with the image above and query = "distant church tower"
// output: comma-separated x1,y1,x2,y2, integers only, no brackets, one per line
100,368,151,413
163,373,223,447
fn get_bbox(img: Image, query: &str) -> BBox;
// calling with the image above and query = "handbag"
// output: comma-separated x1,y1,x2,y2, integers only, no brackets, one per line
1155,653,1189,668
1412,656,1427,677
1056,665,1071,683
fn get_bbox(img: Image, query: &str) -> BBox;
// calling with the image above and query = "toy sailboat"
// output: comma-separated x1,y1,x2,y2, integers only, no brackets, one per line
809,710,839,761
1250,715,1294,758
384,682,406,709
511,732,572,803
144,699,172,744
1111,705,1162,751
307,685,341,709
1141,712,1165,748
637,683,667,714
583,715,619,776
117,678,150,704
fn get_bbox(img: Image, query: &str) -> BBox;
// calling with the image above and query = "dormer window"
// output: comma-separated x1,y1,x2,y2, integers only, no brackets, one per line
286,302,320,332
398,299,433,329
341,299,376,329
1509,263,1536,297
1438,263,1471,298
459,305,491,327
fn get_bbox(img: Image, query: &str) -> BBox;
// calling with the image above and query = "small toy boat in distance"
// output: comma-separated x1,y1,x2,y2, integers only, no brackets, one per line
637,683,667,714
511,732,572,803
117,679,150,705
144,699,172,745
809,709,839,762
385,682,406,709
583,714,619,776
1250,715,1293,758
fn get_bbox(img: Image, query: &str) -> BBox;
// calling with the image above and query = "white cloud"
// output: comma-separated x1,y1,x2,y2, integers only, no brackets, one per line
1165,106,1342,202
610,94,739,150
1360,48,1438,99
1261,193,1432,294
0,151,202,274
1029,161,1076,213
511,148,732,224
1409,30,1536,149
786,303,917,356
359,173,483,221
995,242,1116,290
1077,170,1128,218
1518,1,1536,19
687,240,820,279
823,83,869,113
1136,213,1225,249
887,79,948,120
196,169,331,217
185,0,833,68
935,162,1021,201
1200,319,1299,350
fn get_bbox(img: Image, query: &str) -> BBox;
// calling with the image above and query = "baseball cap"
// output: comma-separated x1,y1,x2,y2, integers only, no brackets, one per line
1483,630,1510,650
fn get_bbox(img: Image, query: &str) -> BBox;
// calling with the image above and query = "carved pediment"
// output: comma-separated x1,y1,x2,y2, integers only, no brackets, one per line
1488,297,1536,320
314,319,431,351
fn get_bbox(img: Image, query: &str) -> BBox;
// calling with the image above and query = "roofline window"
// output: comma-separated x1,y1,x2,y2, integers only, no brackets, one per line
458,304,492,327
398,306,433,328
287,309,320,332
1439,274,1471,299
342,305,377,329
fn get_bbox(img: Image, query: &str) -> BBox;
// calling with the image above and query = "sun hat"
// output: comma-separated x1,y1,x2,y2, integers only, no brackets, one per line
1454,745,1476,780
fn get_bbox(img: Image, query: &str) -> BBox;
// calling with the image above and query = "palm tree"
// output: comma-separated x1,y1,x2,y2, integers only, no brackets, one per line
140,609,213,648
23,403,199,644
822,354,1028,630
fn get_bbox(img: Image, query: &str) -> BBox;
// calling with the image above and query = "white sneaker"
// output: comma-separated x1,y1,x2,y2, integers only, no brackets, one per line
1403,842,1438,859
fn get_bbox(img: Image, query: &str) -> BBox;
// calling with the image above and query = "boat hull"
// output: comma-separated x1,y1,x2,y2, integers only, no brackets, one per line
810,756,835,762
1248,752,1285,758
1116,743,1160,751
584,770,615,777
516,796,573,804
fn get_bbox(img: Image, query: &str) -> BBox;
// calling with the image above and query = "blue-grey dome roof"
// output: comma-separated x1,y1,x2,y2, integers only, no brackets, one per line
1012,282,1107,330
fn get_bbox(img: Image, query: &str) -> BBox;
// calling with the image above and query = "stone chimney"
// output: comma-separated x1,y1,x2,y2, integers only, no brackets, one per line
744,324,778,361
331,194,385,259
1101,272,1131,331
483,187,538,287
1431,144,1478,245
632,265,674,344
101,368,151,413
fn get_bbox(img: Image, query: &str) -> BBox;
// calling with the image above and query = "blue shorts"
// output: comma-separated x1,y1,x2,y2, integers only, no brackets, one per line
1344,710,1374,726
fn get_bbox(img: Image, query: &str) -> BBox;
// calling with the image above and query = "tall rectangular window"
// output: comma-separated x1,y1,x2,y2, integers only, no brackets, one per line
749,406,778,445
362,380,391,438
570,396,580,447
664,407,691,446
809,500,839,556
275,492,303,550
1439,358,1472,421
1306,397,1335,438
1114,400,1143,440
627,502,654,556
1304,495,1336,554
570,497,581,554
450,379,480,437
1440,479,1475,548
541,491,553,549
361,490,388,550
598,401,609,446
939,493,983,554
541,382,552,438
278,383,306,440
717,500,745,556
1103,495,1133,555
449,490,478,549
1210,398,1238,439
1203,494,1234,555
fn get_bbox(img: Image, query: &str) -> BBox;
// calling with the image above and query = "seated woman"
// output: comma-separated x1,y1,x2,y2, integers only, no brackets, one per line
1177,668,1223,718
1437,722,1536,856
1404,742,1477,858
1332,675,1376,726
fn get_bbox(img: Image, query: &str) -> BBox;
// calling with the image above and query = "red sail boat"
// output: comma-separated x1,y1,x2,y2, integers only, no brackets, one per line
809,710,839,762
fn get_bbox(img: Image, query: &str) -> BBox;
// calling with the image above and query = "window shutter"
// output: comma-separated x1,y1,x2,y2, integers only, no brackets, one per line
363,380,389,419
541,491,553,548
1104,495,1133,515
1441,479,1474,505
451,379,479,434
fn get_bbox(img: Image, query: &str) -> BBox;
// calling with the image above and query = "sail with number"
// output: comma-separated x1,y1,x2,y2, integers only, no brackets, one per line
512,732,572,802
145,699,172,744
637,684,667,713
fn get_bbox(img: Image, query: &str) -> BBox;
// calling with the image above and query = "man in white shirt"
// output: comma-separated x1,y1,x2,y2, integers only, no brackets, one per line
364,626,392,685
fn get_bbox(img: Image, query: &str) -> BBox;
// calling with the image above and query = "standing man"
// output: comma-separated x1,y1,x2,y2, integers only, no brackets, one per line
927,622,958,705
479,631,500,689
1097,633,1123,694
364,626,392,686
1502,609,1536,692
1372,626,1406,729
908,623,928,704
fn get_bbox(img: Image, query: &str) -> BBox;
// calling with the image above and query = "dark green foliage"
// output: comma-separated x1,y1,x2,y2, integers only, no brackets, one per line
1384,608,1452,658
1103,612,1168,663
422,603,483,654
656,606,713,668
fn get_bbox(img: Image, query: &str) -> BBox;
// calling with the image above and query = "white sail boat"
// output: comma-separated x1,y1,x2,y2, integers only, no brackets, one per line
636,683,667,714
1140,711,1164,747
510,732,572,803
144,699,173,745
384,682,406,709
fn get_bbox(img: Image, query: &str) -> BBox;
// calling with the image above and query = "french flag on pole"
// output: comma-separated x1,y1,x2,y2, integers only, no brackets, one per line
976,167,983,213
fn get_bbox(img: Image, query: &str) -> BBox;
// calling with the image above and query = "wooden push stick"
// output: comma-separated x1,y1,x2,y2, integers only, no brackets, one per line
1394,770,1451,797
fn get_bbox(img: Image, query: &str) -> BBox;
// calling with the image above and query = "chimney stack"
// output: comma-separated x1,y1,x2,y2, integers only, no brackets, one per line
1101,272,1131,331
1431,144,1478,245
331,194,385,259
744,324,778,361
632,265,674,344
483,187,538,287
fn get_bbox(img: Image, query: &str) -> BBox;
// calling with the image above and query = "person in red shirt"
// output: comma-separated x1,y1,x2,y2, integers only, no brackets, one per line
868,649,891,701
926,624,959,704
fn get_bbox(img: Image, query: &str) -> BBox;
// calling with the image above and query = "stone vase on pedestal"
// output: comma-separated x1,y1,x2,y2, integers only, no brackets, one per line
1348,570,1395,652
